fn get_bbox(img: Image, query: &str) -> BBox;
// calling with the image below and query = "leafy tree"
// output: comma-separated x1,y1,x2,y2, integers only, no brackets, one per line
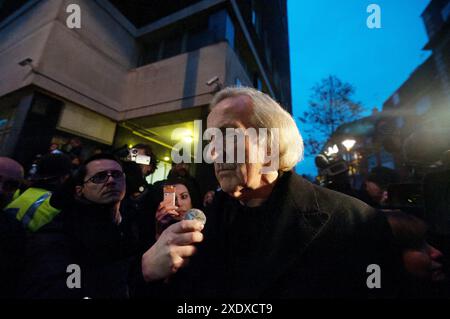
299,75,364,155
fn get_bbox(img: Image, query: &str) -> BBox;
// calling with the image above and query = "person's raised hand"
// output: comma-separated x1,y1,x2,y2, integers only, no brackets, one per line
142,220,204,282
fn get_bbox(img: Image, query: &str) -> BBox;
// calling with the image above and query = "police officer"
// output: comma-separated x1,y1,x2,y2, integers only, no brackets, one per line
4,153,71,232
0,157,24,210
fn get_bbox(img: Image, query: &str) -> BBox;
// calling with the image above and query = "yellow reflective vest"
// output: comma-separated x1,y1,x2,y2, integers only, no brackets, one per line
4,188,61,232
12,189,21,201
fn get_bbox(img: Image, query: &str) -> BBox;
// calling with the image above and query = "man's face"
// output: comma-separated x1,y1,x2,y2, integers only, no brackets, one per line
173,163,189,176
76,159,125,205
174,183,192,216
207,95,267,199
402,244,446,282
365,181,386,204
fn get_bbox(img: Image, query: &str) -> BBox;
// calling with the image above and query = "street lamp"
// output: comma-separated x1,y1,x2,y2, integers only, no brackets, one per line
183,135,193,144
341,139,357,187
341,139,356,152
341,139,356,163
325,144,339,156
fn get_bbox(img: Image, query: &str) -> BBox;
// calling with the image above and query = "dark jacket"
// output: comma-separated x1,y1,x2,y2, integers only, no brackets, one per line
171,171,401,298
123,184,160,253
15,198,141,299
0,212,26,299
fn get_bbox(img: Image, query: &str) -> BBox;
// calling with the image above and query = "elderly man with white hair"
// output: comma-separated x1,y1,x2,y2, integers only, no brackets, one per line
163,87,400,298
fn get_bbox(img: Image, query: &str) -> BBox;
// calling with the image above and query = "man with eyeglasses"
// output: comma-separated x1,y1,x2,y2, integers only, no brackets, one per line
14,153,204,299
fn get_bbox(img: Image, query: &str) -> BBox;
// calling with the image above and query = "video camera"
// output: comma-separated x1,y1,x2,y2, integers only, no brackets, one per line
314,152,356,196
384,123,450,221
386,157,450,231
315,153,348,183
114,145,151,165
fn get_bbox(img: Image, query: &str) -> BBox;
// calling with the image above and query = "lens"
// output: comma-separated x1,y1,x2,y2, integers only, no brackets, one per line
88,170,124,184
91,171,109,183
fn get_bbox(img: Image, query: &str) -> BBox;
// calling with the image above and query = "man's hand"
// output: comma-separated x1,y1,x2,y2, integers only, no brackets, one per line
141,220,204,282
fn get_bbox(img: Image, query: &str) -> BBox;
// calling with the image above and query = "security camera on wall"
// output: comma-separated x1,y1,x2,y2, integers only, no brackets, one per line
206,76,219,86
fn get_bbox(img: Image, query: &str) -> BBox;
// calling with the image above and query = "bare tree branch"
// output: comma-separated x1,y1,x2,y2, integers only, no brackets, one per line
299,75,364,156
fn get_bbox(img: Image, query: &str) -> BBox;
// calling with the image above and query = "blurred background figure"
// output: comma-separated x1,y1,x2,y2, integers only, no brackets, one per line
48,143,63,155
122,160,159,252
63,137,83,158
203,190,216,208
69,154,82,172
4,153,72,232
358,166,398,208
386,211,448,298
122,144,160,252
167,162,190,179
164,162,200,198
133,143,158,181
27,154,42,180
0,157,24,210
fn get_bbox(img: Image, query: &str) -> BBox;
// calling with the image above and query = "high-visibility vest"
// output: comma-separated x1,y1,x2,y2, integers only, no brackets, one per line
12,189,21,201
4,188,61,232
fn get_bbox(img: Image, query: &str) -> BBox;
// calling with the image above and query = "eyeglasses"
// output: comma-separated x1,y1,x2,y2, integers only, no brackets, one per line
84,170,124,184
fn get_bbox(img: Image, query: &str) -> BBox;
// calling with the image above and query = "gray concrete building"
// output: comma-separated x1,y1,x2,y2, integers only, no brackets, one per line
0,0,291,186
379,0,450,179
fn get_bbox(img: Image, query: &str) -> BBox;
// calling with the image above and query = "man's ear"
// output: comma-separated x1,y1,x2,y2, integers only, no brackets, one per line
75,185,83,198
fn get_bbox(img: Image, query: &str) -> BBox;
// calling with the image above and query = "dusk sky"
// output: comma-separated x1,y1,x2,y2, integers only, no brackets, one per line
288,0,432,177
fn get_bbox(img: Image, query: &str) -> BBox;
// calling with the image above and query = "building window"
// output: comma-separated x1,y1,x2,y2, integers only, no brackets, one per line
139,10,236,66
187,19,211,52
415,96,431,115
162,31,183,59
264,33,272,71
225,14,235,49
253,74,263,91
0,0,29,24
380,149,395,169
273,70,280,92
442,2,450,22
0,101,16,149
208,10,235,47
395,116,405,128
392,93,400,105
251,1,262,37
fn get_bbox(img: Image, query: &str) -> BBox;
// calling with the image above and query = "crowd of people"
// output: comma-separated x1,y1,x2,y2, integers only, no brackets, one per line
0,87,448,299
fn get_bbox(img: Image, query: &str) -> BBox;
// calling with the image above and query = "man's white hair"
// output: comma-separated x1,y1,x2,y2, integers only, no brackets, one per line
209,86,303,171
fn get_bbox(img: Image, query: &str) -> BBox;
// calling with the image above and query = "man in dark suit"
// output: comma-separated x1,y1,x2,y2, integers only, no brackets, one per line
168,87,400,298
